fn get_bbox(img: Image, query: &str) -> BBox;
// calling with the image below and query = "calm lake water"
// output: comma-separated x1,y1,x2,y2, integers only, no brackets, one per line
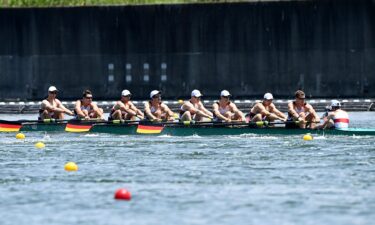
0,112,375,225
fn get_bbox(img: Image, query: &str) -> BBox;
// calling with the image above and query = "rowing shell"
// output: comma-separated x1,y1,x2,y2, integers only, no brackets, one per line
18,122,375,136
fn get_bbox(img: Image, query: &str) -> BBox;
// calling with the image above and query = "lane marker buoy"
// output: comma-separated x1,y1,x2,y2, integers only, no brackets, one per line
303,134,313,141
114,188,131,201
16,133,25,139
35,142,45,148
64,162,78,171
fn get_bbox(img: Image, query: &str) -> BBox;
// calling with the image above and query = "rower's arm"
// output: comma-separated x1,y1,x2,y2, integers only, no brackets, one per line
120,102,137,117
55,100,74,115
231,103,245,119
271,104,287,120
287,103,299,119
130,102,144,118
144,102,157,121
162,104,175,120
307,104,320,122
199,104,213,119
92,103,104,118
257,104,271,117
318,113,334,129
212,103,228,121
74,100,86,118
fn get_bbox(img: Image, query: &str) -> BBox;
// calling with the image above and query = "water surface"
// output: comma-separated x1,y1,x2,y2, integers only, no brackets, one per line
0,112,374,225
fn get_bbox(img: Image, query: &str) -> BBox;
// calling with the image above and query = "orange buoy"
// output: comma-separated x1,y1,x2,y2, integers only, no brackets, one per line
114,188,131,201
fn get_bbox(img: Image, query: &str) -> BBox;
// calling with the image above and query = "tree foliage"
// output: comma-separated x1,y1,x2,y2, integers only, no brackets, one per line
1,0,237,7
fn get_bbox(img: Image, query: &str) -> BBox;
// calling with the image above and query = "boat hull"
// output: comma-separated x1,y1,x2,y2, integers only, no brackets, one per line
18,123,375,136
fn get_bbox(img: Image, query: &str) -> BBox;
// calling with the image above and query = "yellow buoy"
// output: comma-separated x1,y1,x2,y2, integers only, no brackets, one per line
16,133,25,139
35,142,45,149
303,134,313,141
64,162,78,171
178,99,184,104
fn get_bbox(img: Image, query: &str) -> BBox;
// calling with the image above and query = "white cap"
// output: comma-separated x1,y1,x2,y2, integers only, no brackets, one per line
48,86,58,92
150,90,160,98
331,100,341,108
263,93,273,100
121,89,131,96
191,89,202,97
220,90,231,97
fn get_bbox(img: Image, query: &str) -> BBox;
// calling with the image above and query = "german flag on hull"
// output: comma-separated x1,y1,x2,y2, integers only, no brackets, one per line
0,120,22,132
136,125,164,134
65,123,92,132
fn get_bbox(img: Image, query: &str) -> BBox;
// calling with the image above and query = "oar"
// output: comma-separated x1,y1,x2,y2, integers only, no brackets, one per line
18,118,72,123
140,120,313,127
65,119,139,133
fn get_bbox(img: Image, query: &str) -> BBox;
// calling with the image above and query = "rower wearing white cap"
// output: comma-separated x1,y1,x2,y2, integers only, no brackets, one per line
109,89,144,120
39,86,74,120
317,100,349,129
212,90,245,122
249,93,287,122
144,90,174,121
179,89,213,122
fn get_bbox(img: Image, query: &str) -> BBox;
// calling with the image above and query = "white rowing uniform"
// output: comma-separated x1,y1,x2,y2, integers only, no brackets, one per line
333,110,349,129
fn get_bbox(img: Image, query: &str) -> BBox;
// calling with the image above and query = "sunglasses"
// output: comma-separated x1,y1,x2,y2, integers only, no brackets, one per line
152,95,161,99
221,96,230,98
84,96,93,99
49,91,57,94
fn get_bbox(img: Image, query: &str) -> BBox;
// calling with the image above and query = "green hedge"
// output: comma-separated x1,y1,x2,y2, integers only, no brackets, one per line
1,0,239,7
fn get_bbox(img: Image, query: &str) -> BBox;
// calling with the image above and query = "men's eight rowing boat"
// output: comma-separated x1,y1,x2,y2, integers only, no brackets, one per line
1,87,368,135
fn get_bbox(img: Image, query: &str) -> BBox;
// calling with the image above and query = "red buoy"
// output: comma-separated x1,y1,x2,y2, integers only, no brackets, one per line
114,188,131,201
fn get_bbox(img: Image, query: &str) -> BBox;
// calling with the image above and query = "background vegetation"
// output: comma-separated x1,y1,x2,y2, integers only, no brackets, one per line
0,0,249,7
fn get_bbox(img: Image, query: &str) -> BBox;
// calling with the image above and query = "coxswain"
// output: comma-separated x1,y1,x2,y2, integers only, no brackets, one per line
144,90,175,121
179,89,213,122
317,100,349,129
39,86,74,120
212,90,245,122
249,93,287,122
109,90,144,120
74,90,104,120
287,90,320,129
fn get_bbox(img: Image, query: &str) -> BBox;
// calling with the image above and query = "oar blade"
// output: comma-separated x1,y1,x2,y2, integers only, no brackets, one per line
0,120,22,132
136,125,164,134
65,122,92,133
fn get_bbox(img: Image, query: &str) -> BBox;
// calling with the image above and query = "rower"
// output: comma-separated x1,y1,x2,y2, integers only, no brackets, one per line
74,90,104,120
109,90,144,121
249,93,287,122
212,90,245,122
317,100,349,129
287,90,320,129
179,89,213,122
144,90,175,121
39,86,74,120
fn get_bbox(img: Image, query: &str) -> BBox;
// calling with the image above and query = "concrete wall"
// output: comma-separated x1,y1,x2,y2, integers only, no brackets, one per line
0,0,374,100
